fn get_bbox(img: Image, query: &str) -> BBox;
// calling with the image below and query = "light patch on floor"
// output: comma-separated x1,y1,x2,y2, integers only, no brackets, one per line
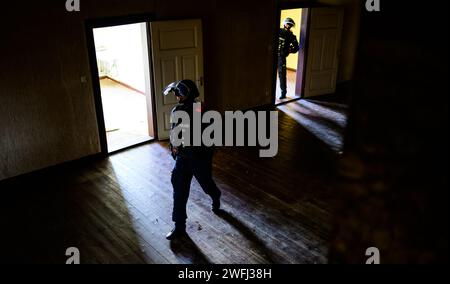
278,99,348,152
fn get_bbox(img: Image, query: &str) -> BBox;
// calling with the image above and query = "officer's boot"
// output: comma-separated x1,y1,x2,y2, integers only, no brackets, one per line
212,191,222,214
166,222,187,240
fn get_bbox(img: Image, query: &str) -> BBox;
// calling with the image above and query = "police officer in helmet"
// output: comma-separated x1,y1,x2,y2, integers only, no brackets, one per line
278,17,300,99
163,79,222,240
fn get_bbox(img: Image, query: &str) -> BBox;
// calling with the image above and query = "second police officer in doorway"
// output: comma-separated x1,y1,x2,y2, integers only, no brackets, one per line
162,80,222,240
278,17,300,99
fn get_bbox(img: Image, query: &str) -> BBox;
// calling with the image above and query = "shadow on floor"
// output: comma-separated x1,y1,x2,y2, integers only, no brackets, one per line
215,210,277,264
170,234,210,264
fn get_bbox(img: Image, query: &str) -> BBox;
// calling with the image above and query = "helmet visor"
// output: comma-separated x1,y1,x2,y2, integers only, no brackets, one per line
162,82,178,96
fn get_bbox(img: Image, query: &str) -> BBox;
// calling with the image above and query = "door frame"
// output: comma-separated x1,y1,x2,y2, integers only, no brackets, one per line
273,2,321,106
85,13,158,155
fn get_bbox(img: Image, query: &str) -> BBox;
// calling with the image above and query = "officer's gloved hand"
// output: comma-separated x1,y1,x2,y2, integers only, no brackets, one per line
171,146,179,160
169,143,177,160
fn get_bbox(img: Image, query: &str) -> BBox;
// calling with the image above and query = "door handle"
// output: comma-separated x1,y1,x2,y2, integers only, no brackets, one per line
198,76,204,87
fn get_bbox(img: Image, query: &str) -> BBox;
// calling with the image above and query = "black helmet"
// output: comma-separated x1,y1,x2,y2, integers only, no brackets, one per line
283,17,296,28
162,79,200,99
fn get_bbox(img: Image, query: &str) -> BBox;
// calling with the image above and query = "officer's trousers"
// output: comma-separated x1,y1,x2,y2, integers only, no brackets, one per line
278,56,287,97
171,153,222,224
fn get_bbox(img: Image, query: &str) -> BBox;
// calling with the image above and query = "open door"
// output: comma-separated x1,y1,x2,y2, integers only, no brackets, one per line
304,7,344,98
150,19,205,140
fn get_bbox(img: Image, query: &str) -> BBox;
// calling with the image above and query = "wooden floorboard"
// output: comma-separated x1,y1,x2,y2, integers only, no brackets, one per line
0,102,344,264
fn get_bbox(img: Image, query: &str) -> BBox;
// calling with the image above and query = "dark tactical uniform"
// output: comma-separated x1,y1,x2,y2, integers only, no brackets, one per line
170,99,221,228
278,28,299,98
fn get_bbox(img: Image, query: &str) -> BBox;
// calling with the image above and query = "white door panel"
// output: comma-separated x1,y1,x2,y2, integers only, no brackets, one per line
305,8,344,97
151,19,204,140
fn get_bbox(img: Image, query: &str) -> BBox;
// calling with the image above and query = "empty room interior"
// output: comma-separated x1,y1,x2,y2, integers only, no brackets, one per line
0,0,447,264
93,23,154,153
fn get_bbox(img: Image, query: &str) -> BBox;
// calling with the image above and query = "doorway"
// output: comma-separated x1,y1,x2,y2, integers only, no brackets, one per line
275,8,309,105
92,22,154,153
276,7,348,153
87,17,205,155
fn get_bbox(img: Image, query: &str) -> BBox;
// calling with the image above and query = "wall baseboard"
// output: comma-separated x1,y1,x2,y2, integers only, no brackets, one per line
0,153,105,185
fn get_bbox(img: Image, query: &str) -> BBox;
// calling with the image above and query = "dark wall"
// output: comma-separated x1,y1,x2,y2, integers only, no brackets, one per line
331,2,449,263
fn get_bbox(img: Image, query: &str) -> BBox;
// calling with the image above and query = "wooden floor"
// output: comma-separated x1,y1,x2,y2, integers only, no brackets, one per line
0,106,341,264
278,99,348,152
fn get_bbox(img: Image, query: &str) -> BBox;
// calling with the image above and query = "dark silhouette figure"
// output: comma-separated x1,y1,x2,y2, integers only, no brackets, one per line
163,80,222,240
278,17,299,99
